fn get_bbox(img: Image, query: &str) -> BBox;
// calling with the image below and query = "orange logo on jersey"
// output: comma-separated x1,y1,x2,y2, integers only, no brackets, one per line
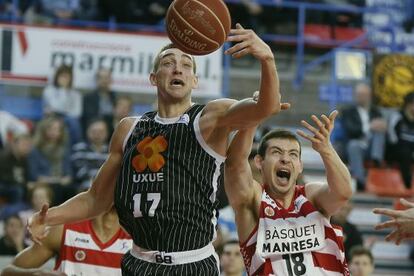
132,136,168,172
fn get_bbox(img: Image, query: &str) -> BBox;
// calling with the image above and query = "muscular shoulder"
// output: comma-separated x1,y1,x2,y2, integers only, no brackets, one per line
110,117,138,152
203,98,237,117
304,182,328,215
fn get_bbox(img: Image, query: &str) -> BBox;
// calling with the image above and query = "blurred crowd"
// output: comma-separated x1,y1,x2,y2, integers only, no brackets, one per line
0,0,366,31
0,64,135,255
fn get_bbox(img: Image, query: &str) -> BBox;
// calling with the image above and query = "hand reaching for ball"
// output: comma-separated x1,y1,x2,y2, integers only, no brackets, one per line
225,23,273,61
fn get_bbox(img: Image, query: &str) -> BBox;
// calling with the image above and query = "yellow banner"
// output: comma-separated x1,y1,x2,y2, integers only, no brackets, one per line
373,54,414,107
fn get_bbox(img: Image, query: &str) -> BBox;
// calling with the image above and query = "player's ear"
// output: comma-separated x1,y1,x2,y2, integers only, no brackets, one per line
254,154,263,171
149,72,157,86
191,75,198,89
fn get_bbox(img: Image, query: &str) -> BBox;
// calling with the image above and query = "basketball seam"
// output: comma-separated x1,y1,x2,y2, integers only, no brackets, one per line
171,5,221,49
193,0,227,42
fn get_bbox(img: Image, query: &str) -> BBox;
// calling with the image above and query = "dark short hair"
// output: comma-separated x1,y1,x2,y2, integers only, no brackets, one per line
403,91,414,108
53,64,73,88
86,117,107,130
349,246,374,264
152,43,197,74
257,129,301,158
4,214,23,226
223,239,239,247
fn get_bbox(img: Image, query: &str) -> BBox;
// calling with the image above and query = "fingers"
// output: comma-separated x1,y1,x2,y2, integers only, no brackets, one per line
230,48,250,59
280,103,290,110
300,119,325,141
374,220,399,230
297,129,319,143
373,208,400,218
385,229,400,243
400,198,414,208
30,227,50,245
329,110,338,121
39,203,49,224
225,38,251,58
228,23,246,35
311,115,329,137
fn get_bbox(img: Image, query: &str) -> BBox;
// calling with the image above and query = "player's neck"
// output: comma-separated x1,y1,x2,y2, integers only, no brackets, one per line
157,99,192,118
269,187,296,209
92,212,120,243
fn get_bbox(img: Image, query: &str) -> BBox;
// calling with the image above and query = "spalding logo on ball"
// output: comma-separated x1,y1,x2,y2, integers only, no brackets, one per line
166,0,231,55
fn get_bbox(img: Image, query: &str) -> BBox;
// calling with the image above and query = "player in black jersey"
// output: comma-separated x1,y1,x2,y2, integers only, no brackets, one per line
28,24,287,275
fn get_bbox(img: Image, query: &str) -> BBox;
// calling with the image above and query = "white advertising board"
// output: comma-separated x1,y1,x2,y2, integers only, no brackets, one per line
0,24,223,97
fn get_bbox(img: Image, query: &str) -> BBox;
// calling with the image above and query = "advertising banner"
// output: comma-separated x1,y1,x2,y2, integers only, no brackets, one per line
0,24,223,97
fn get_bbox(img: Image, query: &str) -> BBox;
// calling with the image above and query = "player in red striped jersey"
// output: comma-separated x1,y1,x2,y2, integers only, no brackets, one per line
225,110,352,276
1,207,132,276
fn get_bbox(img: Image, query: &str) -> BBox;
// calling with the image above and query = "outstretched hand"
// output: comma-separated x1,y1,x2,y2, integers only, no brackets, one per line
373,198,414,245
27,203,50,244
297,110,338,154
225,23,273,61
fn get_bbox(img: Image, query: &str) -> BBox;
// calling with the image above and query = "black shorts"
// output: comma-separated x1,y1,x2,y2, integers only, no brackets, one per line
121,251,219,276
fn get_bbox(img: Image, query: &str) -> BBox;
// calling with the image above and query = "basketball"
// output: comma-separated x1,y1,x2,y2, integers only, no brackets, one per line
165,0,231,55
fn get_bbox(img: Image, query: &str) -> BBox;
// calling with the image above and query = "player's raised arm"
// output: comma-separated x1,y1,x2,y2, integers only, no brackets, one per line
225,125,261,243
298,110,353,217
201,24,281,131
28,117,135,242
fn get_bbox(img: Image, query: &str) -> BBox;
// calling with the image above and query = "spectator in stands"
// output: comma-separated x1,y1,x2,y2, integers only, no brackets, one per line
0,110,29,150
42,64,83,145
71,118,109,190
349,246,374,276
227,0,263,30
19,184,53,244
220,240,245,276
98,0,169,25
76,0,100,21
28,116,73,204
0,134,33,203
25,0,80,24
387,91,414,189
331,202,363,260
106,95,133,137
341,82,387,190
82,67,115,133
0,215,27,256
374,198,414,245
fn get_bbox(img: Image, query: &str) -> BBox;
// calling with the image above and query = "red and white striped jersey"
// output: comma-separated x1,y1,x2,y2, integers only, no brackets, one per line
55,220,132,276
240,185,349,276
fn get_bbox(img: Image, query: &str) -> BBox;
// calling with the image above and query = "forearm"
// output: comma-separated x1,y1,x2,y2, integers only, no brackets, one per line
320,145,353,200
257,57,280,116
45,190,102,226
226,127,257,165
1,265,47,276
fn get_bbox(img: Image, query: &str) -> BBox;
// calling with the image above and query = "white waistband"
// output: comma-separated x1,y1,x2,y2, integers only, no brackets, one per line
130,243,215,265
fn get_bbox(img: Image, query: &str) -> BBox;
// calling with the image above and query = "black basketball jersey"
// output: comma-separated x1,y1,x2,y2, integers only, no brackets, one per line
114,104,225,252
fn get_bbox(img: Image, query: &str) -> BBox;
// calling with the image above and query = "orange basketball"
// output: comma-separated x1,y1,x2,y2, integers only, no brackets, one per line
165,0,231,55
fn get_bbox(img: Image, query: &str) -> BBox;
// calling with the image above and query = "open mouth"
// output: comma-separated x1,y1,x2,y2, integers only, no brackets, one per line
170,79,185,86
276,169,291,183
